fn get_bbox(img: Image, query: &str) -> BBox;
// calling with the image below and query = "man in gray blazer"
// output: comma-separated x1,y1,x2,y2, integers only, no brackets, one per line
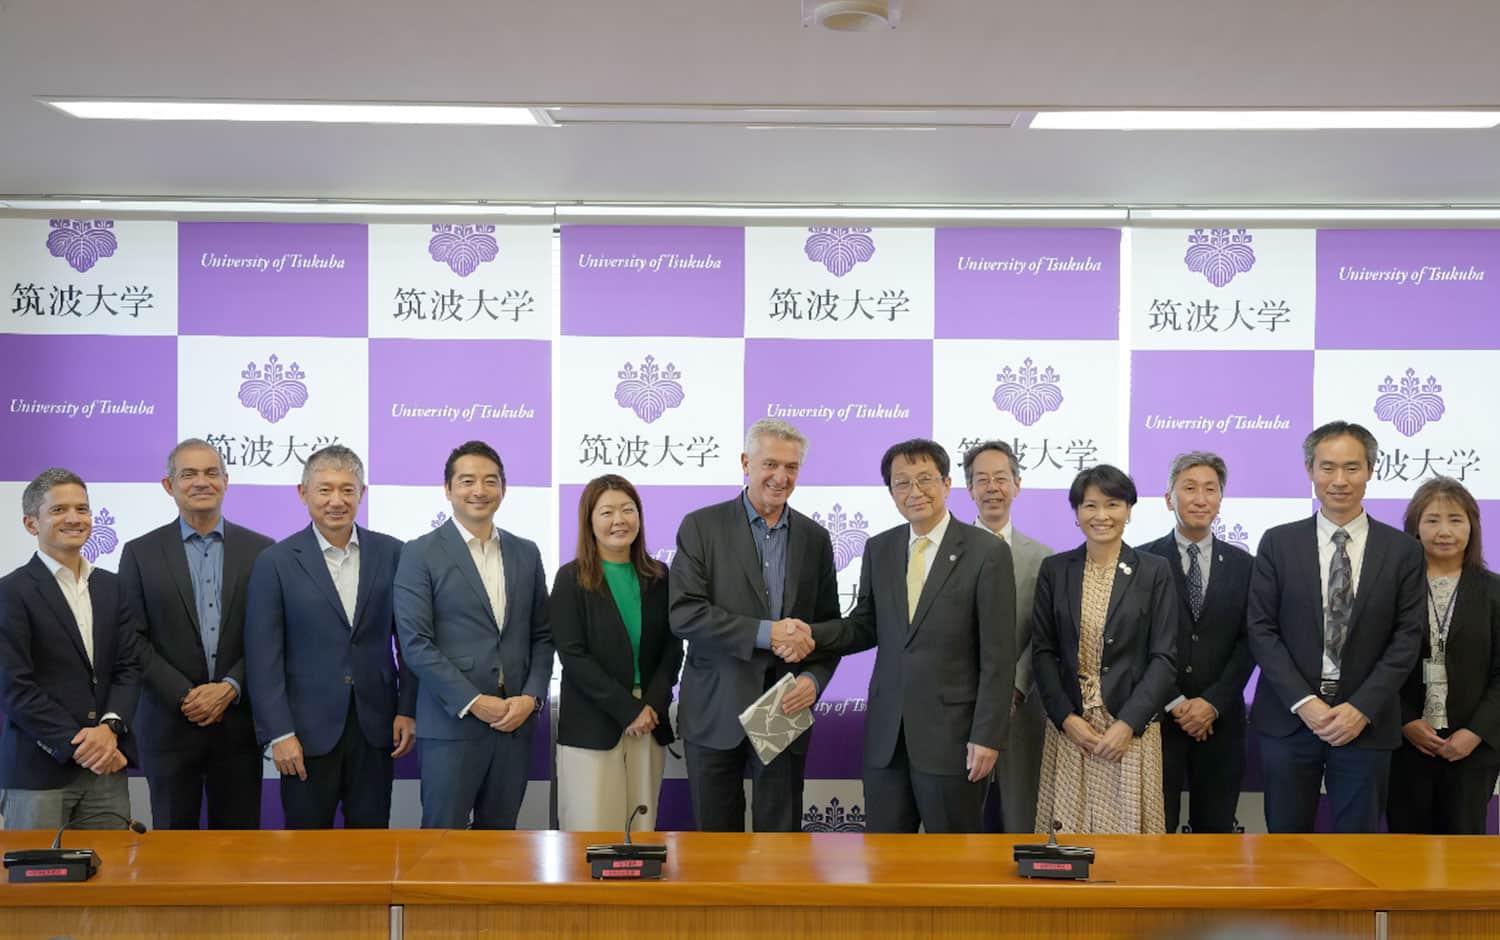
394,441,553,829
669,419,841,832
787,439,1016,833
962,440,1053,834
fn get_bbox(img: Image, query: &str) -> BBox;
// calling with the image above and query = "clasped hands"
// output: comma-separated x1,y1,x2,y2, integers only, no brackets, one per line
1403,719,1481,762
1296,698,1369,747
1170,697,1218,742
1062,714,1135,763
72,724,125,775
470,694,539,733
771,618,815,663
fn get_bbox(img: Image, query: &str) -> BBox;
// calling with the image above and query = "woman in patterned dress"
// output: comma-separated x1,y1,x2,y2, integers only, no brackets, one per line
1387,476,1500,834
1031,464,1179,834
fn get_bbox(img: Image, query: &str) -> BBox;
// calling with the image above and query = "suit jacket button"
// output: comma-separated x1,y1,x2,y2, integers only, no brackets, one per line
1105,637,1114,645
344,675,354,685
1191,634,1199,642
87,711,97,720
1102,665,1110,673
1185,665,1194,674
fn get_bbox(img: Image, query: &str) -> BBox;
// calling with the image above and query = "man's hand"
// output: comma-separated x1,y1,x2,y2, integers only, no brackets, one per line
182,682,237,726
780,675,818,715
771,619,814,663
1172,697,1218,742
102,750,127,775
1402,718,1445,756
1010,688,1024,719
71,725,119,774
1093,719,1134,763
1316,702,1368,747
469,694,509,725
391,716,416,758
966,742,998,783
1061,714,1101,755
490,695,537,733
624,705,659,737
1438,727,1482,762
1295,696,1333,734
271,735,307,781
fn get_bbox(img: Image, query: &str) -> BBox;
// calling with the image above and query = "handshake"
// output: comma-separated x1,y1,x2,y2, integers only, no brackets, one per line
771,618,816,663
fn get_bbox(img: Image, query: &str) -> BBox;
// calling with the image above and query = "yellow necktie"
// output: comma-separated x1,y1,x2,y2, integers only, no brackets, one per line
907,536,931,622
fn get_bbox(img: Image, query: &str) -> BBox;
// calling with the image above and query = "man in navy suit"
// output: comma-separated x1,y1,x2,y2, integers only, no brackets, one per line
1137,451,1254,834
245,446,416,829
0,468,142,830
1247,421,1425,832
395,440,553,830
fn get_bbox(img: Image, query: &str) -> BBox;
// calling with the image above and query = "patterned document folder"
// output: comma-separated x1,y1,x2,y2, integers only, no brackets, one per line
738,673,816,765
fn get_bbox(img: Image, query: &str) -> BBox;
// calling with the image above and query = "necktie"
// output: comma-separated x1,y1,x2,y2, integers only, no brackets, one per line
907,536,931,622
1325,529,1354,669
1185,542,1204,621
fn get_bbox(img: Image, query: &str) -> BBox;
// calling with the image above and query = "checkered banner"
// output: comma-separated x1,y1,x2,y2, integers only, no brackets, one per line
4,219,1499,826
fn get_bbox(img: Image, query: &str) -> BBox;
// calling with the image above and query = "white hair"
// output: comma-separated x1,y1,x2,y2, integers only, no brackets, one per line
743,418,808,460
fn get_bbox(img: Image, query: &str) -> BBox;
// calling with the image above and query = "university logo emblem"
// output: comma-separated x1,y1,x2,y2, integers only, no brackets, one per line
47,219,118,273
238,354,310,424
811,504,870,572
1211,518,1251,551
802,797,866,833
804,227,875,277
993,358,1064,426
615,355,685,423
1184,228,1256,287
428,223,499,276
1374,368,1445,437
82,509,119,563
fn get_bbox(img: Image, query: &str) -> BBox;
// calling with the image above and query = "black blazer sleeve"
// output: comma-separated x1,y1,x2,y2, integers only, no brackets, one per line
551,564,647,730
797,528,843,693
1246,530,1315,712
1347,535,1426,724
118,539,193,706
1116,559,1179,734
668,510,759,661
1030,556,1073,730
1468,574,1500,745
810,537,879,657
640,575,682,745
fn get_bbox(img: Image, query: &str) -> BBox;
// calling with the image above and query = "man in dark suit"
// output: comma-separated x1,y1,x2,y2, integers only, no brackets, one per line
1247,421,1425,833
962,440,1053,834
788,439,1015,833
669,419,841,832
395,440,552,830
119,439,273,829
245,446,416,829
0,468,142,830
1137,451,1254,834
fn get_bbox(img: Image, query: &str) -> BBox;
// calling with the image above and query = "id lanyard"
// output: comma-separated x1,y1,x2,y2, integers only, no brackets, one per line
1428,583,1459,658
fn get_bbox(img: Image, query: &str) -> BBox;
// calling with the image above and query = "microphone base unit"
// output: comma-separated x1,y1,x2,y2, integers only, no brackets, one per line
585,843,666,880
4,848,101,883
1013,842,1095,880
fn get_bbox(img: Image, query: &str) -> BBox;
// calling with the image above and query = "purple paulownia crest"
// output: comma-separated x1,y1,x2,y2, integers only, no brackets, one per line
238,354,310,424
802,797,866,833
804,227,875,277
81,509,119,563
992,358,1064,427
1374,368,1445,437
811,504,870,572
614,355,685,423
428,224,499,277
431,511,450,529
47,219,118,273
1210,517,1251,551
1184,228,1256,288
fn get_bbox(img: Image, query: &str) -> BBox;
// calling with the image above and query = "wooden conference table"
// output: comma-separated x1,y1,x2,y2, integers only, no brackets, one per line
0,830,1495,939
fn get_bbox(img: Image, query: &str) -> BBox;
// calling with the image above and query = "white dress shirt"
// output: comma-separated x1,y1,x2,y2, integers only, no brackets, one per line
1288,510,1370,714
36,550,94,665
1175,529,1214,595
907,511,953,594
313,525,360,624
452,515,507,719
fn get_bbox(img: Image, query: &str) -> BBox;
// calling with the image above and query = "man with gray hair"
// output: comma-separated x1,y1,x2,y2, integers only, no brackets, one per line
118,439,274,829
245,445,417,828
669,418,841,831
0,468,143,831
1137,451,1255,833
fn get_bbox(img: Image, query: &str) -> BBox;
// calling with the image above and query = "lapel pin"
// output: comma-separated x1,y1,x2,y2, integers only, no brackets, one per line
949,554,957,562
1218,554,1224,562
1119,562,1132,575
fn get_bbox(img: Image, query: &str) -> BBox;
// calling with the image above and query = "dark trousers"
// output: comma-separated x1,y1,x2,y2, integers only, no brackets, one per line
1259,726,1390,833
419,723,533,830
1387,736,1500,835
280,698,392,829
145,729,263,830
1161,714,1245,833
863,726,985,834
683,738,806,832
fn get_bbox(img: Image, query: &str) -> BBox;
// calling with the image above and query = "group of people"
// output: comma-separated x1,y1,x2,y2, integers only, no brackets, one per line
1,418,1495,838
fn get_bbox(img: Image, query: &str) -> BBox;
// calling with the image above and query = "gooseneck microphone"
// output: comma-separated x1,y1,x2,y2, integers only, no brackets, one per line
623,803,649,847
52,812,148,849
587,802,666,879
5,811,147,883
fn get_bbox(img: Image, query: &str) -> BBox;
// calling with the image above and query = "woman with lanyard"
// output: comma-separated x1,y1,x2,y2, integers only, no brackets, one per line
1387,476,1500,834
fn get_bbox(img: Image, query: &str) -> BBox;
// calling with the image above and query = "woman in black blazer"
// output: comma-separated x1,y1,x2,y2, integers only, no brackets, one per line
1388,476,1500,834
1031,464,1178,834
551,474,683,831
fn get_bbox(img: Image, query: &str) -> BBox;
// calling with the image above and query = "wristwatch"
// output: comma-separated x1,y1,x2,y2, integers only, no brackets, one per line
100,717,126,737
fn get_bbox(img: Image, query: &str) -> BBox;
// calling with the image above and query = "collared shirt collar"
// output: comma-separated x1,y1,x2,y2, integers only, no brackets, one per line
1174,528,1213,557
979,518,1014,543
35,549,91,586
450,513,499,545
179,516,226,542
910,511,953,551
742,488,789,531
1317,509,1369,542
314,524,360,554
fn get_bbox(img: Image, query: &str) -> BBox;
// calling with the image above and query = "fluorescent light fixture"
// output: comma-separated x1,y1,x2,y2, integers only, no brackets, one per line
0,199,554,217
1031,110,1500,130
44,98,547,126
556,205,1127,221
1132,207,1500,222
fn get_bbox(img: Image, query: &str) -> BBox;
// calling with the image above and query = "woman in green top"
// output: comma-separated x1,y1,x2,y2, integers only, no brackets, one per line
551,475,683,831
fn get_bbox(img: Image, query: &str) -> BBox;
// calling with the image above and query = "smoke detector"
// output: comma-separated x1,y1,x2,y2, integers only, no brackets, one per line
804,0,901,31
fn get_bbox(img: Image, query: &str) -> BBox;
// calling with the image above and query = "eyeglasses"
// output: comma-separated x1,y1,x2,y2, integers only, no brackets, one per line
891,474,944,495
969,474,1014,489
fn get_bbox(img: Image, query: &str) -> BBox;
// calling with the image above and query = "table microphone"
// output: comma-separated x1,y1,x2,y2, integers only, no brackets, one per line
586,803,666,880
4,811,148,883
1013,819,1095,880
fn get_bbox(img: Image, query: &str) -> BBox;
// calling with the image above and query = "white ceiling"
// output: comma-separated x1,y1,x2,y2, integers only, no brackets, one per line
2,0,1500,207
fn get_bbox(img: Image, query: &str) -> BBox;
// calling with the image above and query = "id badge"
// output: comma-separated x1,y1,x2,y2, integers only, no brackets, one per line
1423,660,1448,684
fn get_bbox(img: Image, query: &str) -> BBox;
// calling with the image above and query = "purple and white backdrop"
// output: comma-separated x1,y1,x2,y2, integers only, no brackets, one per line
3,219,1497,831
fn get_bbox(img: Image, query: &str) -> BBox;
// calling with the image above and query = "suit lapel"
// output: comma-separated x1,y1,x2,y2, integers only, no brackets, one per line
219,523,252,650
499,530,520,633
910,520,964,638
1156,533,1192,620
781,511,805,616
1449,568,1483,645
349,527,376,635
1065,549,1084,645
1103,544,1137,628
1349,520,1387,629
89,574,112,676
26,558,92,671
439,521,499,629
291,527,352,629
1293,516,1324,633
731,501,770,614
160,525,202,635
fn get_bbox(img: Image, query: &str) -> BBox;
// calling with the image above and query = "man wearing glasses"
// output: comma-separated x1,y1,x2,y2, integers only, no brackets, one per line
779,438,1015,832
